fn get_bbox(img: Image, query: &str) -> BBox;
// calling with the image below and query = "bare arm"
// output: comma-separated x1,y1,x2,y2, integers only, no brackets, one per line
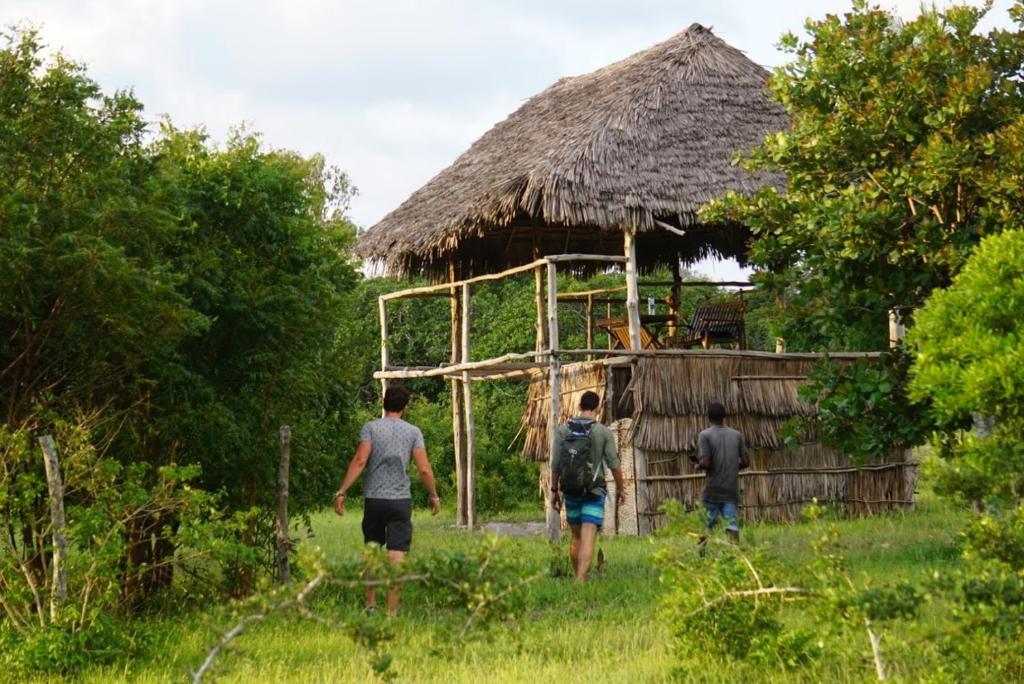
611,466,625,506
412,447,441,515
334,440,372,516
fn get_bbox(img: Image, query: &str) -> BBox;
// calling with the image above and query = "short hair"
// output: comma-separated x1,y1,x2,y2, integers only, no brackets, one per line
708,402,726,422
383,385,411,413
580,391,600,412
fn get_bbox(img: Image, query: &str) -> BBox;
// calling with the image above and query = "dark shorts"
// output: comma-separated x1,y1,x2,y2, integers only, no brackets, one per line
362,498,413,552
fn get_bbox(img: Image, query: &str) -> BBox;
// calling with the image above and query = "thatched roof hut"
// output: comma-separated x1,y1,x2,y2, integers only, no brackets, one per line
356,23,786,280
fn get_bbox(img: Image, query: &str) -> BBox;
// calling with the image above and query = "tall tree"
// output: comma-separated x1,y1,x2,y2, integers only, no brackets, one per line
704,1,1024,350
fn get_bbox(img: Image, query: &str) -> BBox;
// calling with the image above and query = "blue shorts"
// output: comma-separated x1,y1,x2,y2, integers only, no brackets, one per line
703,500,739,532
564,493,606,527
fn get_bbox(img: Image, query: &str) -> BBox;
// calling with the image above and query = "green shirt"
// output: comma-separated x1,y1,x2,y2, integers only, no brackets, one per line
551,418,620,495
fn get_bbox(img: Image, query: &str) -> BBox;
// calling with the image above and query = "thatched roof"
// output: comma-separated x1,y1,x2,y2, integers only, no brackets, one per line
356,23,787,280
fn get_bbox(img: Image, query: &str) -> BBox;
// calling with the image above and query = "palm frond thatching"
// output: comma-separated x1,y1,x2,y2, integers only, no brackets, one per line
356,24,787,280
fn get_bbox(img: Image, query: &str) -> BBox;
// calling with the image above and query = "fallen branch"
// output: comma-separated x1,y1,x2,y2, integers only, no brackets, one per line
683,586,808,619
193,572,326,684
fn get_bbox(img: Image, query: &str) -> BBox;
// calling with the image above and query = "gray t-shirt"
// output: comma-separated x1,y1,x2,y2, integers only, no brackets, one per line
698,425,746,503
359,417,425,500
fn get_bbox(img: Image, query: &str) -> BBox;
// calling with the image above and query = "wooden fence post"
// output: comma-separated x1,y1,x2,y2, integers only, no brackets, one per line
546,262,562,543
461,283,477,529
38,435,67,620
276,425,291,584
624,230,642,351
378,296,390,407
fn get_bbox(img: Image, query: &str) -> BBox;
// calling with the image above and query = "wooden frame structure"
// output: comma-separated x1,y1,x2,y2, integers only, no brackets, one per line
376,250,634,536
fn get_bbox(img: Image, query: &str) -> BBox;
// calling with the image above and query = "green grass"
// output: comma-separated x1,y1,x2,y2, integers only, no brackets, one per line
60,495,969,684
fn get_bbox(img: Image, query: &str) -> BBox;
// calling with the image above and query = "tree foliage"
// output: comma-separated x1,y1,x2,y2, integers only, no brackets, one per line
704,0,1024,350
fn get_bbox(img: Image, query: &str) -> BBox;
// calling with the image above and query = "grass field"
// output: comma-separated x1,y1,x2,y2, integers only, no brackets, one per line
61,494,970,684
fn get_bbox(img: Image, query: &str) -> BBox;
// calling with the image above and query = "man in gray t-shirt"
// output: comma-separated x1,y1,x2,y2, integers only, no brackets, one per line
334,385,440,616
693,402,748,542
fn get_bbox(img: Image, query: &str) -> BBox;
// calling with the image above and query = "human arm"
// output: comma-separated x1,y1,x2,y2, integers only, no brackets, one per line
611,466,625,507
411,447,441,515
696,432,711,471
602,428,626,506
738,433,749,470
334,440,372,516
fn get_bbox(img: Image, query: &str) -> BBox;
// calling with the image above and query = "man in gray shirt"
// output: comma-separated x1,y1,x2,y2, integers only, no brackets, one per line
334,385,440,616
693,401,748,542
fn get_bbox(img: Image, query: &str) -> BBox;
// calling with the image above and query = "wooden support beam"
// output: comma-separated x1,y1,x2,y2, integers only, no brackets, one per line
534,261,545,356
546,261,561,543
378,296,389,404
586,293,594,362
449,263,467,527
623,230,642,351
668,257,681,339
461,283,476,529
381,254,629,302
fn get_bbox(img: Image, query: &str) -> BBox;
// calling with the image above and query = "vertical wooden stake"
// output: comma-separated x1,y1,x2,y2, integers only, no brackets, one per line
461,283,476,529
38,435,67,620
276,425,291,584
534,260,546,357
774,289,785,354
378,296,389,409
888,309,905,350
586,293,594,362
668,256,681,340
546,262,561,543
624,229,642,351
450,261,467,527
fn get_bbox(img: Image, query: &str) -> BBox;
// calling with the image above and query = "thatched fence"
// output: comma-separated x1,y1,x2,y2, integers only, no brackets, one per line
523,354,917,534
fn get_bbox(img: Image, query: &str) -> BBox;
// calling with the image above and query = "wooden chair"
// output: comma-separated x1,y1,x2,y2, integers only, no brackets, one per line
677,301,747,350
596,317,663,350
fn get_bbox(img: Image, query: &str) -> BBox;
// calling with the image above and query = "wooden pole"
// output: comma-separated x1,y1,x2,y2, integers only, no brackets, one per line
546,262,561,543
461,283,476,529
668,257,681,339
775,289,786,354
624,230,642,351
378,296,389,405
888,308,906,349
38,435,67,620
586,293,594,362
606,301,612,349
532,245,548,356
450,260,467,527
276,425,291,584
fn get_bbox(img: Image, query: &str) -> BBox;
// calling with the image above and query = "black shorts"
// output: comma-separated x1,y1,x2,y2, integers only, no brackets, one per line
362,498,413,552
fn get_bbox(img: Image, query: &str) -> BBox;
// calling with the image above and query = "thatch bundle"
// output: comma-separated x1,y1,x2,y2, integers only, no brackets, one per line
630,355,818,452
521,361,608,461
356,24,787,280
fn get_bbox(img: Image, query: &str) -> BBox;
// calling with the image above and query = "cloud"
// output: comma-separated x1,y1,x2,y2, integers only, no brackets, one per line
3,0,1018,232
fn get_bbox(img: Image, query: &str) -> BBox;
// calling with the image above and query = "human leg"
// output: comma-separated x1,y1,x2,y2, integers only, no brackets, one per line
385,550,406,616
569,524,582,572
361,500,388,611
702,500,724,530
722,502,740,542
575,523,599,581
383,500,413,617
574,494,606,581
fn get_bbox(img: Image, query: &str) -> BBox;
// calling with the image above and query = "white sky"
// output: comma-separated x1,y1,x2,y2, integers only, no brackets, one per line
3,0,1017,279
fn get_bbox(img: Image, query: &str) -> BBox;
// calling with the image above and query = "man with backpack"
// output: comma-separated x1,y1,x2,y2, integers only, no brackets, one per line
550,390,625,582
